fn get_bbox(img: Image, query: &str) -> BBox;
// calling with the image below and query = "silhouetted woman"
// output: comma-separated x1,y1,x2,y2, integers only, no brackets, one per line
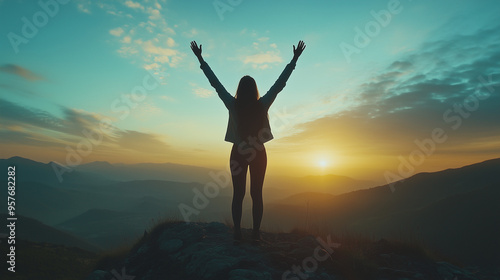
190,40,305,242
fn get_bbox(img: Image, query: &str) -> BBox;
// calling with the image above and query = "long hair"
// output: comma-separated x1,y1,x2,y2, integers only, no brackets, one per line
235,76,265,142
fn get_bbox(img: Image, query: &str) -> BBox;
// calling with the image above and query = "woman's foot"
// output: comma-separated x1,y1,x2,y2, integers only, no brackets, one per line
233,227,242,243
251,229,261,242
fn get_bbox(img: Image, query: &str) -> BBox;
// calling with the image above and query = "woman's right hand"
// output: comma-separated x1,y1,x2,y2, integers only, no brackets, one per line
190,41,202,58
293,40,306,60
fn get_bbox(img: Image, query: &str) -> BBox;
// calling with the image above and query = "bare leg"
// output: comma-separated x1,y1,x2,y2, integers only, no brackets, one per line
230,145,247,240
250,146,267,234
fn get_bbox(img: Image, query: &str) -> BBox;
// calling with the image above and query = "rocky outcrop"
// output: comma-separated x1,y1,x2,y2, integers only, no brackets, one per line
86,222,497,280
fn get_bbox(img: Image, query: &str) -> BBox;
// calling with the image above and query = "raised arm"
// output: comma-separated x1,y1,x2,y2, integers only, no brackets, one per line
190,41,233,109
260,40,306,108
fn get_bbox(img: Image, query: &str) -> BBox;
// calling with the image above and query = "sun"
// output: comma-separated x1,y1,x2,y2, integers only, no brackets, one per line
312,152,337,171
318,159,329,168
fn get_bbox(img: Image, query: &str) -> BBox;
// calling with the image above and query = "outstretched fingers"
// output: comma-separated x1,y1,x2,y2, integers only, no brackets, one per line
190,41,202,56
297,40,306,51
293,40,306,58
190,41,197,51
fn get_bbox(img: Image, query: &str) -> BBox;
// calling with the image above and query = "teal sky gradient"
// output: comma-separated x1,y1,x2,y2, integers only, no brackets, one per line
1,0,499,180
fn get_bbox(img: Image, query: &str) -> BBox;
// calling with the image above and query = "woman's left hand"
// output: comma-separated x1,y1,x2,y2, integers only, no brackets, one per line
190,41,202,58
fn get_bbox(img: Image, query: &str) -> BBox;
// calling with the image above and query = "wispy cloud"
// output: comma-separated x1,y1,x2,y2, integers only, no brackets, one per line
76,1,91,14
237,34,283,69
0,98,64,133
109,27,124,37
190,83,214,98
0,98,171,154
0,64,44,81
86,0,183,74
279,23,500,161
243,51,283,67
124,0,144,10
142,39,177,56
182,28,198,38
121,36,132,43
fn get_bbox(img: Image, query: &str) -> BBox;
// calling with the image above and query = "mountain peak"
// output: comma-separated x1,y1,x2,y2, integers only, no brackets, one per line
6,155,41,164
86,221,483,280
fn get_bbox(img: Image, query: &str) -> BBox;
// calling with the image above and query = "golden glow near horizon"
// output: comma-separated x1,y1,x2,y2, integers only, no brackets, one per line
318,159,328,168
316,153,334,170
310,151,337,172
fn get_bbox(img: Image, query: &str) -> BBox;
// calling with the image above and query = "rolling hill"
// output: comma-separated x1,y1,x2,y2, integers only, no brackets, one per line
266,158,500,267
75,160,214,183
0,156,114,187
0,213,99,252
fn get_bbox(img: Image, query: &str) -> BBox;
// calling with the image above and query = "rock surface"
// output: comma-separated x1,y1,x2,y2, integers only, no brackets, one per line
86,222,498,280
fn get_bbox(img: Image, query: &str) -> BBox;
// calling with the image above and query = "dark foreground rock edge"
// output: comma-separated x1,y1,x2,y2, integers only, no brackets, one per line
85,222,498,280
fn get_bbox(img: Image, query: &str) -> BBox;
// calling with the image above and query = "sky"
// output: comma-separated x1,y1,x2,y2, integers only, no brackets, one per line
0,0,499,183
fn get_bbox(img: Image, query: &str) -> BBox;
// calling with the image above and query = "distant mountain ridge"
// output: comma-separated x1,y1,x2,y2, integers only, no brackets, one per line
265,173,374,196
76,160,214,183
2,155,499,268
0,156,114,186
0,213,99,252
0,156,373,199
0,156,214,185
266,157,500,267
